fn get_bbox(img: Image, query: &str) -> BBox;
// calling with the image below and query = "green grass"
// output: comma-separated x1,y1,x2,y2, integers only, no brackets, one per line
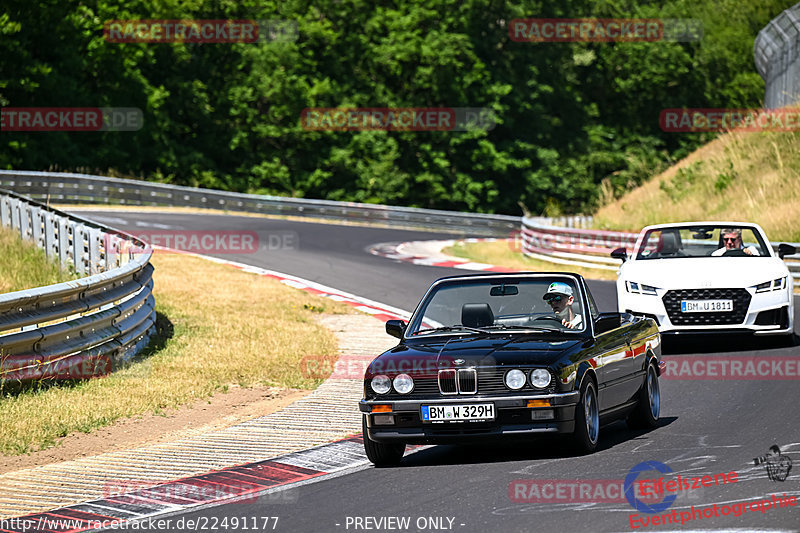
0,226,76,293
443,240,617,281
0,252,354,456
594,130,800,242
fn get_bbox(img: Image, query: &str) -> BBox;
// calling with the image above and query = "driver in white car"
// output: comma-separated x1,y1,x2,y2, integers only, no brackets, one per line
711,228,759,256
542,282,582,329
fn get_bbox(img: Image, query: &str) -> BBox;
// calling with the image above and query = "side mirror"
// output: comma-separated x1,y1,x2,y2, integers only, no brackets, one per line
385,320,407,339
594,312,622,334
611,247,627,262
778,243,796,259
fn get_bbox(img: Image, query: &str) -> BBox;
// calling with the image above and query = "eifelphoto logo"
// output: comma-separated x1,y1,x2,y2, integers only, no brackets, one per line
300,108,497,132
0,107,143,132
753,444,793,482
103,19,298,43
660,108,800,132
509,18,702,43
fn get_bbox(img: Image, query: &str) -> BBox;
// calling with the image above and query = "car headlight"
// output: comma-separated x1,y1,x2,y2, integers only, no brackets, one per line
626,281,659,295
505,369,526,390
754,281,771,293
753,278,787,293
371,374,391,394
529,369,551,389
393,374,414,394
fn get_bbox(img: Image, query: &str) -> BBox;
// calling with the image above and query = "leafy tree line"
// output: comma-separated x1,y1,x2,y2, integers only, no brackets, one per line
0,0,790,215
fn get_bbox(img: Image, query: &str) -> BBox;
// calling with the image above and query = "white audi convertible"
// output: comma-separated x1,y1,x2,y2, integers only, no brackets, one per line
611,222,796,339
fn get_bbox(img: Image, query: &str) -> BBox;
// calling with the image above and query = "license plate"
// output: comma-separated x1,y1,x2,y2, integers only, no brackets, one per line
421,403,495,422
681,299,733,313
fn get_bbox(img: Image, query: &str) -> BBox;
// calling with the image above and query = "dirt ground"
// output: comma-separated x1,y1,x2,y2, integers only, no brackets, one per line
0,385,310,475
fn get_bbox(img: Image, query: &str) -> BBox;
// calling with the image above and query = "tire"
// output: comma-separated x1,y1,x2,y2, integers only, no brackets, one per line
627,362,660,429
571,377,599,454
362,415,405,467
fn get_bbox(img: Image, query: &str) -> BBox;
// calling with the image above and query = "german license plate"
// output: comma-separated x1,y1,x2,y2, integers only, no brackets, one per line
681,299,733,313
421,403,494,422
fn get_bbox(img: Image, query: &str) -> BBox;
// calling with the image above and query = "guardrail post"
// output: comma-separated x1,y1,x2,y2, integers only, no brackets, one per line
88,227,102,274
44,212,57,261
57,216,70,269
31,206,43,247
72,223,87,276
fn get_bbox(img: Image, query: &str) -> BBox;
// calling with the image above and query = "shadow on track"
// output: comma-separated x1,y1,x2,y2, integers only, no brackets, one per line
662,333,797,355
397,417,678,467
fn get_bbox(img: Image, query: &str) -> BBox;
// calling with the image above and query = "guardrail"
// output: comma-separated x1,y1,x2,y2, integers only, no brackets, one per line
0,170,593,236
520,217,800,288
755,2,800,109
0,189,155,382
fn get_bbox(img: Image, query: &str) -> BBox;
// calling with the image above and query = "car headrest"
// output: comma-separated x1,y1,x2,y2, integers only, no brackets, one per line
661,232,679,254
461,303,494,328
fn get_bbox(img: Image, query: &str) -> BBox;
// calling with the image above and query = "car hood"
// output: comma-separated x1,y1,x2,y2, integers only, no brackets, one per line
622,257,788,289
368,335,583,375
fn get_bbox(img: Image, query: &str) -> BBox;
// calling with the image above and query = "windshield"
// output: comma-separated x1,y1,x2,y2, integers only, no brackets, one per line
635,226,769,260
408,278,586,336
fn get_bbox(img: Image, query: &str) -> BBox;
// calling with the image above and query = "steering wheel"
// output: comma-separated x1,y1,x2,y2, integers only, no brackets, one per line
531,314,564,326
722,248,748,257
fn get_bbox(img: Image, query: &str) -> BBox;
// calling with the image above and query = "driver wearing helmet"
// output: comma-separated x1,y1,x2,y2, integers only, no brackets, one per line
543,282,582,329
711,228,758,256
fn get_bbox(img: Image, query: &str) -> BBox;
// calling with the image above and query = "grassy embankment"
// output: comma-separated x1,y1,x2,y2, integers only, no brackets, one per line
595,130,800,241
447,130,800,278
0,237,351,456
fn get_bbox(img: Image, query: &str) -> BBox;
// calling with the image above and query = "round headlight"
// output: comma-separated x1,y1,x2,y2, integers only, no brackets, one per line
371,374,391,394
530,369,551,389
505,369,526,390
393,373,414,394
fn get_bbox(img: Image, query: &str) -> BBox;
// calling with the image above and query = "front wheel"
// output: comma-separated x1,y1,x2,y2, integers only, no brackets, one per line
571,378,599,453
627,362,660,429
362,415,405,467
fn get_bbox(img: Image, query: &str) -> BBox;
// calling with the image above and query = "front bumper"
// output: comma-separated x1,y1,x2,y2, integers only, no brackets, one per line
619,288,794,336
359,391,579,444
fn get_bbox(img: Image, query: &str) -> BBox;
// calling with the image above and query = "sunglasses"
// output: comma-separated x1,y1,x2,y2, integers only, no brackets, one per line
723,237,739,243
545,295,565,302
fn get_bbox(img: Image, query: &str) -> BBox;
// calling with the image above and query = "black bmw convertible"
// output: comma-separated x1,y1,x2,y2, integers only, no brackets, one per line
359,272,664,466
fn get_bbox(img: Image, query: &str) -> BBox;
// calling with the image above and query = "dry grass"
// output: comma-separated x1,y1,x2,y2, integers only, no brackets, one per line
0,252,353,455
443,240,617,281
0,227,76,293
594,131,800,242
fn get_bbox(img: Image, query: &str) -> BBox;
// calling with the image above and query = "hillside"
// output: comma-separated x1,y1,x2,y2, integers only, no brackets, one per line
593,130,800,242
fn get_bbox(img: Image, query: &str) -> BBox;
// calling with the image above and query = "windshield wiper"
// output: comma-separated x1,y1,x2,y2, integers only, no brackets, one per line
414,325,492,335
483,325,564,334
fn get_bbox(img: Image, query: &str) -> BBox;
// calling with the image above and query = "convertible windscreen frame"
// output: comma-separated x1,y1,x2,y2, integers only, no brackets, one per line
634,224,771,260
404,274,592,338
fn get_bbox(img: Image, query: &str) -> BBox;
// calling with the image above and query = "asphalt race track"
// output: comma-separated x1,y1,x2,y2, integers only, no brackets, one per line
72,210,800,533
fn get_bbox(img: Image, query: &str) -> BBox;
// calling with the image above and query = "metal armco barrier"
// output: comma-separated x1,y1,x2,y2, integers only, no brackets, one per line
0,189,155,382
755,2,800,109
520,217,800,288
0,170,530,237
